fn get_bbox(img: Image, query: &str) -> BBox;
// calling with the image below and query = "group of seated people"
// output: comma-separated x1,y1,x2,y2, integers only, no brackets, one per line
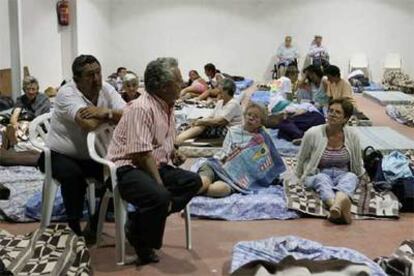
275,35,330,78
0,52,368,266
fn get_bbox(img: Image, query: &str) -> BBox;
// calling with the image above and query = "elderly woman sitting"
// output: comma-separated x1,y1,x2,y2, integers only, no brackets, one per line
2,76,50,149
176,78,242,145
197,102,285,197
121,73,141,103
295,98,366,224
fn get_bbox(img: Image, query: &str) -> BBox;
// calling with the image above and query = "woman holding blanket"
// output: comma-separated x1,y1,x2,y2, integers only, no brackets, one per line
197,102,286,197
295,98,366,224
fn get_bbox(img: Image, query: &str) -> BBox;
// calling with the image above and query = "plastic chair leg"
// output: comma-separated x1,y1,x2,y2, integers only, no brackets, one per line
184,204,192,250
113,187,127,265
96,189,111,247
40,178,59,228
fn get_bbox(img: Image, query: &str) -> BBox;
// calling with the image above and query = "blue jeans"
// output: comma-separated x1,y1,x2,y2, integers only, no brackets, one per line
304,168,358,201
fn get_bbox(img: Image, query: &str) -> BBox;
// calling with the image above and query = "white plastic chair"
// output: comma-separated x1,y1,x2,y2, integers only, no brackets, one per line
28,112,96,228
384,53,402,71
87,124,193,265
349,53,369,77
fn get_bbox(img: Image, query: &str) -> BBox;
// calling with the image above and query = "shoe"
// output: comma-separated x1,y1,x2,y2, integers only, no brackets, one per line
82,225,97,246
328,192,352,225
135,247,159,265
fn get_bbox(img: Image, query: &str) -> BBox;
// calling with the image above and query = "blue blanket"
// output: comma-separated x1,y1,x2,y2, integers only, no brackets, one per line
250,90,271,106
231,236,386,275
189,186,299,220
268,129,300,157
235,79,253,91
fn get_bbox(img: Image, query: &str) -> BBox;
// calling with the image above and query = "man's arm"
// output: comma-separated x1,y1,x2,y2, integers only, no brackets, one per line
130,151,163,185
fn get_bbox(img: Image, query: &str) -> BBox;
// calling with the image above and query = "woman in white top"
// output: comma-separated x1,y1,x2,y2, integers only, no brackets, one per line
276,36,299,78
176,78,242,145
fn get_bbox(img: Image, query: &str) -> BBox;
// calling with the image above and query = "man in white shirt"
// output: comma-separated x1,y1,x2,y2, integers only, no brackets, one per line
38,55,126,238
176,78,242,144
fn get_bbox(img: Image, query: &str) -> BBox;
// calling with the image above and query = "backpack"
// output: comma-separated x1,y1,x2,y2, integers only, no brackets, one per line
363,146,383,180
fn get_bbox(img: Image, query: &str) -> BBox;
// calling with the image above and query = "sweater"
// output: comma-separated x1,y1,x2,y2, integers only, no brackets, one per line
295,124,365,181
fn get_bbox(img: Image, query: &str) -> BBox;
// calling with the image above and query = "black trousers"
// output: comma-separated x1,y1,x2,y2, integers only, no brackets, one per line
38,151,103,221
117,164,202,249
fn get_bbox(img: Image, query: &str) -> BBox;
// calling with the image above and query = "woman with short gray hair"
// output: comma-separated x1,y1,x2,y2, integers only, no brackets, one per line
2,76,50,149
176,78,242,145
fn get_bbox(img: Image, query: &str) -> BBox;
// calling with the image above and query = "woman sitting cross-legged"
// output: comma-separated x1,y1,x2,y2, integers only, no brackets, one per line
176,78,242,145
180,70,208,99
197,102,286,197
295,98,366,224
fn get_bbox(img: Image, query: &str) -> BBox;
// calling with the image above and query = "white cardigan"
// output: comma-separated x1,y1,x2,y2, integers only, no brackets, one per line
295,124,365,181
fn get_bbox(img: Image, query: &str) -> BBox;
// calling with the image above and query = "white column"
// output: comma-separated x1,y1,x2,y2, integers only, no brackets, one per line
8,0,23,102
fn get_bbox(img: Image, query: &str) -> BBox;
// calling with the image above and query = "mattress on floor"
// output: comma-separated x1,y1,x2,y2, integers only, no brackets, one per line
235,79,254,91
350,126,414,153
362,91,414,106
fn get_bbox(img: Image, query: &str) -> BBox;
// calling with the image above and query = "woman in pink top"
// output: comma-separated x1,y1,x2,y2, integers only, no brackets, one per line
180,70,208,99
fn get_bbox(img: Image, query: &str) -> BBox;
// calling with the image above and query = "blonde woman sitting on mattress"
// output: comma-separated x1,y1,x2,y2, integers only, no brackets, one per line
295,98,367,224
197,102,270,197
180,70,208,99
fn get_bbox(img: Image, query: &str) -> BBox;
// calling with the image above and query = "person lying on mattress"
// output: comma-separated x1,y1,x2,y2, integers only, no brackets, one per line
175,78,242,145
196,63,225,101
295,98,366,224
265,95,325,144
179,70,209,99
196,102,286,197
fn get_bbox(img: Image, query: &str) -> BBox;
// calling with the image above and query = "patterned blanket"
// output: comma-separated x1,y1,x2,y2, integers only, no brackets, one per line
0,224,91,275
283,158,400,219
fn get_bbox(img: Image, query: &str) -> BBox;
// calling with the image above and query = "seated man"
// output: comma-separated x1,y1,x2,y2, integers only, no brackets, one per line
325,65,356,107
38,55,126,238
107,57,201,265
2,76,50,149
176,78,242,145
196,63,224,101
308,35,329,68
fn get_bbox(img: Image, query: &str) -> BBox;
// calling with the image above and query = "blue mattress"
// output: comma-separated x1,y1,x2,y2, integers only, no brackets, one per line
363,91,414,105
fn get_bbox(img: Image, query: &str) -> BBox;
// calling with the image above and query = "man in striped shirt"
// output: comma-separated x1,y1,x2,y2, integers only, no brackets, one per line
107,57,202,265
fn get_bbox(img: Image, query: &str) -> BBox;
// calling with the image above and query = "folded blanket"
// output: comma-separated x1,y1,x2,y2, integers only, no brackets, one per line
283,158,400,219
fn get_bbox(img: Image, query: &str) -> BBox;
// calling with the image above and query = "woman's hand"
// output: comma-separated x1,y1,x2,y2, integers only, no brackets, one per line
172,149,186,166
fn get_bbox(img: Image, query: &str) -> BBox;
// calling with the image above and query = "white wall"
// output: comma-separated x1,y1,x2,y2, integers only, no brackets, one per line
21,0,63,89
77,0,113,78
0,0,10,70
102,0,414,82
1,0,413,87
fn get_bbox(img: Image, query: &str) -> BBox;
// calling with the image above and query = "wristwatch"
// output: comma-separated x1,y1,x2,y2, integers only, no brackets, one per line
107,110,113,120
